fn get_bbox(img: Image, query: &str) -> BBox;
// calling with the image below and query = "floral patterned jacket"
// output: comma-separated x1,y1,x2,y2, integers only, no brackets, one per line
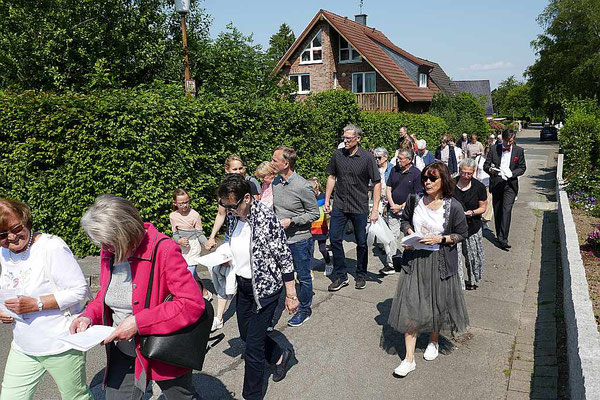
226,201,294,309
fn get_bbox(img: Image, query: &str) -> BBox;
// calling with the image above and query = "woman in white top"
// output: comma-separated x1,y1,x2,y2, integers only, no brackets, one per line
0,198,91,400
386,162,469,378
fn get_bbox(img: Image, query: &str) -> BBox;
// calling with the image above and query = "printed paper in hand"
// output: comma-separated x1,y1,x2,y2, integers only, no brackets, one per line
57,325,116,352
401,232,440,251
195,244,233,267
0,289,26,322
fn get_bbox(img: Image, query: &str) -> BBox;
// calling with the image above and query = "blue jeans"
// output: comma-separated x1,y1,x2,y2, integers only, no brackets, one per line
329,208,368,279
288,238,314,314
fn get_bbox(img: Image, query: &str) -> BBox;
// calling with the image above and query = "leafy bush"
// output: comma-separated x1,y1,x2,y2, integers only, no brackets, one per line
587,225,600,251
0,88,358,256
359,111,448,153
429,92,489,139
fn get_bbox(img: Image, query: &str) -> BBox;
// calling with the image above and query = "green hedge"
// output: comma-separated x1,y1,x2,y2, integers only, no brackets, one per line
359,111,448,153
429,92,490,139
560,100,600,196
0,87,448,256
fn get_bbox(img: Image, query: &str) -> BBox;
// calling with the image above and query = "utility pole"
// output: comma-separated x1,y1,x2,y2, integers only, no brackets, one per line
176,0,196,96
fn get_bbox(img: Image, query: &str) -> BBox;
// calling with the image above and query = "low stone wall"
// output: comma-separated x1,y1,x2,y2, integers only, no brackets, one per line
556,153,600,399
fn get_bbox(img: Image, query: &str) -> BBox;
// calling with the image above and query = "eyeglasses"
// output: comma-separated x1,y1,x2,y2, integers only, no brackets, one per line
175,200,190,206
341,136,357,143
422,175,439,183
219,197,244,210
460,171,474,176
0,224,24,240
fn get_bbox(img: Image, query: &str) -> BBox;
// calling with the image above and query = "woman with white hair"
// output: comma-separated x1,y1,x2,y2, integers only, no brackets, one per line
70,195,205,400
453,159,487,290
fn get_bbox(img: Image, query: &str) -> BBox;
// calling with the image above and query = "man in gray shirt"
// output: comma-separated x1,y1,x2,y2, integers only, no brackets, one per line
271,146,319,327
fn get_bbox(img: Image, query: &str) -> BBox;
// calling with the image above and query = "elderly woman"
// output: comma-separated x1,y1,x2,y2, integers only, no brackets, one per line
434,134,458,176
388,162,469,377
0,198,92,400
70,195,204,400
466,135,484,159
454,159,488,290
373,147,393,210
217,174,298,399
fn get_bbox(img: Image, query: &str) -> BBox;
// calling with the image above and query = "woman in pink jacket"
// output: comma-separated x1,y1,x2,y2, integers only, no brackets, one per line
70,195,204,400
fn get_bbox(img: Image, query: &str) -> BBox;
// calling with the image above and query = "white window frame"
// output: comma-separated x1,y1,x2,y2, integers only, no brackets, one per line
289,73,310,94
419,72,428,88
352,72,376,93
299,30,323,65
339,36,361,63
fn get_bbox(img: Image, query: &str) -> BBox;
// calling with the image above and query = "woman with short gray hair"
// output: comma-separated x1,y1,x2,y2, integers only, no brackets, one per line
71,194,205,400
453,160,487,290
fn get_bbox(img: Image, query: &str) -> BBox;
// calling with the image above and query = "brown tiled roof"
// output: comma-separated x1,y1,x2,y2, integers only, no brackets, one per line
274,9,441,102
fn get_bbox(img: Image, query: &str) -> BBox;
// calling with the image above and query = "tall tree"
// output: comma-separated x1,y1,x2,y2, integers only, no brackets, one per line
491,76,520,115
0,0,210,91
266,23,296,64
526,0,600,118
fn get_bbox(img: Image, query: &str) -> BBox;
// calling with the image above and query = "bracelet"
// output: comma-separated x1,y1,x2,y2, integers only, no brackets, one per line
286,295,298,301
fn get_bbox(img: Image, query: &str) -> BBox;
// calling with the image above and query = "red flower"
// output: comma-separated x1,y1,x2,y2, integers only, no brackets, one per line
513,156,519,163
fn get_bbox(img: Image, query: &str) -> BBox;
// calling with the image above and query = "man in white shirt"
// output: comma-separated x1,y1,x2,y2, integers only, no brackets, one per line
483,130,526,250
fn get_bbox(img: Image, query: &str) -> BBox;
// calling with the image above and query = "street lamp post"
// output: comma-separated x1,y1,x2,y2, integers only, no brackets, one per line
175,0,196,96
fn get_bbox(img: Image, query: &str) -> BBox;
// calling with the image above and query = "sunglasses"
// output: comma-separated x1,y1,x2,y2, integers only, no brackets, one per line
219,197,245,210
422,175,439,183
341,136,357,143
375,156,384,160
0,224,24,240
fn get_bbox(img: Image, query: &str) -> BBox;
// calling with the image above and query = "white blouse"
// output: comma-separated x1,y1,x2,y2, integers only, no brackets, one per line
230,220,252,279
0,234,89,356
413,198,445,237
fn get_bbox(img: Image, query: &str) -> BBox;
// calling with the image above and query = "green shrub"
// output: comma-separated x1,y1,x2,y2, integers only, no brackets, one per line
359,111,448,153
0,87,357,256
429,92,489,139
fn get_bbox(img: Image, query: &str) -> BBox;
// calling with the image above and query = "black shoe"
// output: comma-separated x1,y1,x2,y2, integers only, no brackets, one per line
505,243,512,248
355,276,366,289
379,264,396,275
328,277,349,291
273,349,293,382
498,242,510,250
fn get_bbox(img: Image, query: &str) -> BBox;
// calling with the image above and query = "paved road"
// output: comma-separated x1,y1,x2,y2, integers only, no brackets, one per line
0,128,560,399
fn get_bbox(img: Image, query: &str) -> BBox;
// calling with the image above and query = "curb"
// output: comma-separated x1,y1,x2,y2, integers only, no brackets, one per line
556,153,600,399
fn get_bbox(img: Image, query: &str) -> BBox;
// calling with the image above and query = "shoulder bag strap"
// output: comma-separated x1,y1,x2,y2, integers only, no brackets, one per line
144,238,170,309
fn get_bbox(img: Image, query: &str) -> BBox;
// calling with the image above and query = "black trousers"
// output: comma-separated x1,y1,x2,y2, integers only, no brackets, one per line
105,343,199,400
491,182,517,244
236,276,283,400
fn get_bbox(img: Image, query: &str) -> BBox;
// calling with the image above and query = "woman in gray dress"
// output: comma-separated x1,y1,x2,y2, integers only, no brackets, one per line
388,161,469,377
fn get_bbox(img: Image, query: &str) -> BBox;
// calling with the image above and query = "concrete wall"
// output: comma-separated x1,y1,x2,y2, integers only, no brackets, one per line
556,153,600,399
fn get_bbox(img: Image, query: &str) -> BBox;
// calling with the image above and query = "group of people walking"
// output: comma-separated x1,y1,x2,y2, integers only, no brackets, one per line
0,124,525,399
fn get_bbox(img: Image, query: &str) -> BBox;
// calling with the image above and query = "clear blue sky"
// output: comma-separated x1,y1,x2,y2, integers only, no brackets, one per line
201,0,549,89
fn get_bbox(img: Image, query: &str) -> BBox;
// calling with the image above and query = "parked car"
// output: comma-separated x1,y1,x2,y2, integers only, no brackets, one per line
540,126,558,141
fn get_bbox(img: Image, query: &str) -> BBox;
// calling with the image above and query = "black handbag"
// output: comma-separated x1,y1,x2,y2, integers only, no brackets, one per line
139,238,214,370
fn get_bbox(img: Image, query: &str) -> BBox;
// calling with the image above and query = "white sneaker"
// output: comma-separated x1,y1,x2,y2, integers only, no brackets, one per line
394,359,416,377
324,264,334,276
211,317,223,332
423,342,439,361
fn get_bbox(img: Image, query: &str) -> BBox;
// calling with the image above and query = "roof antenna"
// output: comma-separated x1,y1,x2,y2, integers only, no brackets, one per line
359,0,364,14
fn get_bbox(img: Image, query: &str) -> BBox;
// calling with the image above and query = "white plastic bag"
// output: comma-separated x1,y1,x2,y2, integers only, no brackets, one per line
367,217,397,256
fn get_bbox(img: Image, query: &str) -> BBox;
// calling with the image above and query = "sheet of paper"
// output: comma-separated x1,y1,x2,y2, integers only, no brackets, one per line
401,232,440,251
0,289,26,322
57,325,116,352
194,244,233,267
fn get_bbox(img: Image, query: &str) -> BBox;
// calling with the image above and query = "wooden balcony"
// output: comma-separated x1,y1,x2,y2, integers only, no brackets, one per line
355,91,398,112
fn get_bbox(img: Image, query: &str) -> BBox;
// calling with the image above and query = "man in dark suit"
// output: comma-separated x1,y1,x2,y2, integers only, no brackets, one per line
483,130,526,250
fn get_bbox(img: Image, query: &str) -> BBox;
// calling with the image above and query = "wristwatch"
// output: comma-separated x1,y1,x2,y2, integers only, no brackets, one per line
37,297,43,312
286,295,298,301
440,236,447,245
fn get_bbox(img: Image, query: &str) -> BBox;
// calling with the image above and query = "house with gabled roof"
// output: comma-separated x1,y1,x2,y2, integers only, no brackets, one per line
273,9,456,113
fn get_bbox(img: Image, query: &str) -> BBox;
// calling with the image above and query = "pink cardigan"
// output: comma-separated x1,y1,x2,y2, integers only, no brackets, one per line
82,223,205,384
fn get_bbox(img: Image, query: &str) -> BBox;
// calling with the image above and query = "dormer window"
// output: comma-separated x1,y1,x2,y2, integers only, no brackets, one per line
419,72,428,88
300,30,322,64
339,37,360,63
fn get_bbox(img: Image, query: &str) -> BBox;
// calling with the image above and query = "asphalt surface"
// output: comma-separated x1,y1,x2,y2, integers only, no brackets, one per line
0,128,559,399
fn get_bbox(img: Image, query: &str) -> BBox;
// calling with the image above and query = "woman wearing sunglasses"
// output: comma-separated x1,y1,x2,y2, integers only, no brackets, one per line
387,162,469,377
0,198,92,400
216,174,298,399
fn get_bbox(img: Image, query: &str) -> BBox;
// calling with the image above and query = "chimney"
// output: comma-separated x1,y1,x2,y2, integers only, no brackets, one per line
355,14,367,25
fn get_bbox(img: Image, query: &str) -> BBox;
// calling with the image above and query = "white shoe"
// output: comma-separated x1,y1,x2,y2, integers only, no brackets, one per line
324,264,334,276
211,317,223,332
423,342,439,361
394,359,416,377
